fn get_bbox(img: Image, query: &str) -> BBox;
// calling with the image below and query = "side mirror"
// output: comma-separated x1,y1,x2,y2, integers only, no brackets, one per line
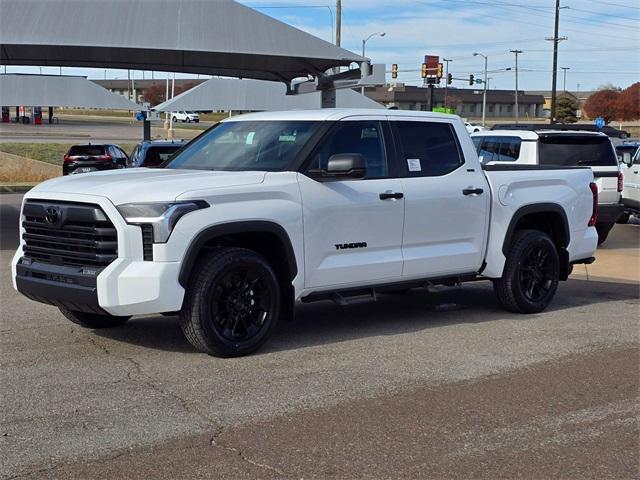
308,153,367,180
622,152,632,167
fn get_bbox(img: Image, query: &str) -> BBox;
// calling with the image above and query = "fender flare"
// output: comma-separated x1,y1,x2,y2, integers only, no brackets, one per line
178,221,298,288
502,203,570,256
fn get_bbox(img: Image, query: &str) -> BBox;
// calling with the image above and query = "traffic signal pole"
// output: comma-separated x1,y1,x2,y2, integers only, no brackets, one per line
443,58,452,108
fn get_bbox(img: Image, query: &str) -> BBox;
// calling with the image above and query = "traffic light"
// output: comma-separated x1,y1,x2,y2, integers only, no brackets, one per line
436,63,443,79
447,73,453,85
421,63,428,78
391,64,398,79
469,74,475,85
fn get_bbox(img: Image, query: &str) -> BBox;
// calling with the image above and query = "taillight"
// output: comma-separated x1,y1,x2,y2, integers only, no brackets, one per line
588,182,598,227
63,154,71,163
617,171,624,192
95,154,112,162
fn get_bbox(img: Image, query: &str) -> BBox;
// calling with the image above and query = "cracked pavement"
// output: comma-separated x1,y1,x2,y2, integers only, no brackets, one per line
1,193,639,479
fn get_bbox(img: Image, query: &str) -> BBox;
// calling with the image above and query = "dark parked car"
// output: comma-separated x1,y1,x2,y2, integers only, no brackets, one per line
63,144,129,175
127,140,187,168
491,123,630,139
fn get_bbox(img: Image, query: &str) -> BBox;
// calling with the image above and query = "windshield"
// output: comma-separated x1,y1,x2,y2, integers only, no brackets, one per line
166,121,319,171
538,135,617,167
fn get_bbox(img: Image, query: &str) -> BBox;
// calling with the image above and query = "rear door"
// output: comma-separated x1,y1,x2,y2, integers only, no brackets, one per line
298,119,405,288
538,134,620,205
391,118,490,279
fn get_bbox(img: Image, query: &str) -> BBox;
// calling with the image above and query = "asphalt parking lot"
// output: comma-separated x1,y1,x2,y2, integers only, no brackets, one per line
1,193,638,479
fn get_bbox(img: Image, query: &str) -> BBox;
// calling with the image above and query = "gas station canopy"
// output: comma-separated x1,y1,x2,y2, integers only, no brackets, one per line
0,74,142,110
153,77,383,112
0,0,365,82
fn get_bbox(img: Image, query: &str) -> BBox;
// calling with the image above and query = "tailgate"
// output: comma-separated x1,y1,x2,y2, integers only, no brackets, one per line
592,167,620,205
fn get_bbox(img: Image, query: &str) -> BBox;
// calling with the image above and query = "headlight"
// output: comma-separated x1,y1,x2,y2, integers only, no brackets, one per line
117,201,209,243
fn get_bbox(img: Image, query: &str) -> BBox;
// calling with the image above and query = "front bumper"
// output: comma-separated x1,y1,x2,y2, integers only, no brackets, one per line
597,203,625,224
12,192,186,316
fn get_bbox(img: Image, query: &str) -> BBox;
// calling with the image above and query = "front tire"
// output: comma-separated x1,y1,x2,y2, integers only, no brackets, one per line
494,230,559,314
59,308,130,329
179,247,281,357
172,116,177,122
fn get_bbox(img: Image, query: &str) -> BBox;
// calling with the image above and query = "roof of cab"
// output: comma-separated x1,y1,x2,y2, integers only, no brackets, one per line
221,108,461,123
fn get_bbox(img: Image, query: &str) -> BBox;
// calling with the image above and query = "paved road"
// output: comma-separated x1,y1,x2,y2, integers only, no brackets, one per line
1,193,638,479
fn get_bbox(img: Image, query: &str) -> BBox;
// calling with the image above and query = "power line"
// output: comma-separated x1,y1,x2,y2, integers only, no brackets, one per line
585,0,640,10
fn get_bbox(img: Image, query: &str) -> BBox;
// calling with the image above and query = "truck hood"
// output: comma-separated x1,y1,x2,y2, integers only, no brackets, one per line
30,168,267,205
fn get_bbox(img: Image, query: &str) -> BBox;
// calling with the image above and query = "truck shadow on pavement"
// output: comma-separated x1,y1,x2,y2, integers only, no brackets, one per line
93,278,639,355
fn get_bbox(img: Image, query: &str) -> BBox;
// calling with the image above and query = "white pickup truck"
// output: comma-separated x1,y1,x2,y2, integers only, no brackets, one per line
471,129,624,244
13,109,598,357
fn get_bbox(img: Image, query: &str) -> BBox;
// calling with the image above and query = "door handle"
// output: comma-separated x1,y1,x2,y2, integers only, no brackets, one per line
462,187,484,196
379,192,404,200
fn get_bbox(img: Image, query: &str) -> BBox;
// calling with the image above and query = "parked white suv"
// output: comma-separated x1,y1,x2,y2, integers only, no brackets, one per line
471,129,623,244
619,146,640,223
13,109,598,357
172,111,200,123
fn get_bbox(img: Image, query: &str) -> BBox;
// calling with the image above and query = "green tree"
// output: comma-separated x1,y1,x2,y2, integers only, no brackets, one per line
556,95,578,123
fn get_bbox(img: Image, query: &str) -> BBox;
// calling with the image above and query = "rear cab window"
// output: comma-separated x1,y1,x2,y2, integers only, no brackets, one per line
538,135,617,167
67,145,105,157
143,146,182,167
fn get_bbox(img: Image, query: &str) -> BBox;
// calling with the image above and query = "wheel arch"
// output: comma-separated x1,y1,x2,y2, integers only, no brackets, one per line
502,203,571,280
178,221,298,290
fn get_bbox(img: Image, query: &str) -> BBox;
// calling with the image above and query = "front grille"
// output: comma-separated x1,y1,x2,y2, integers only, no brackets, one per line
22,200,118,267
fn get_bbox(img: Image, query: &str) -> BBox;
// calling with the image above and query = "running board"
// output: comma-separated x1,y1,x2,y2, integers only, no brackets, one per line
301,273,479,304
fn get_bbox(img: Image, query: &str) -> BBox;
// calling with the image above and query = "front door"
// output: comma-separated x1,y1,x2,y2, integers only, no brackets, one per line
298,119,405,289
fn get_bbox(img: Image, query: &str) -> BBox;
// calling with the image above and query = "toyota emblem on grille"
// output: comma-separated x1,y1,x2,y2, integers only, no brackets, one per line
44,206,61,225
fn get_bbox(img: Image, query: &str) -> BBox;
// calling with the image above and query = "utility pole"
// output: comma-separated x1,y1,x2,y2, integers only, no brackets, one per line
547,0,567,124
473,52,488,127
561,66,570,91
335,0,341,47
443,58,452,108
510,49,523,124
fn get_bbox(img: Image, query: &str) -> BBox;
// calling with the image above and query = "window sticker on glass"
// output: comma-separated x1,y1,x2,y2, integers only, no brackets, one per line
246,132,255,144
278,134,297,142
407,158,422,172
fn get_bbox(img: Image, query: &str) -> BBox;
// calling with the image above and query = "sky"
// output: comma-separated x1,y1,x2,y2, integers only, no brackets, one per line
4,0,639,92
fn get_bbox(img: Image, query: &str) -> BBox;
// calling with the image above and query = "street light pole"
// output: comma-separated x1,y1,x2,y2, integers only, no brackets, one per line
510,49,523,124
443,58,452,108
361,32,385,95
561,67,570,91
473,52,488,127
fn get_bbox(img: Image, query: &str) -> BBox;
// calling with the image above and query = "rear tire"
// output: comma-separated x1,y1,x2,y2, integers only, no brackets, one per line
595,222,614,245
179,247,281,357
172,116,177,122
59,308,130,329
494,229,559,314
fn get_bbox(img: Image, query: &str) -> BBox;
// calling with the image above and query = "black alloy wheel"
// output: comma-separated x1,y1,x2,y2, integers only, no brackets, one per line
209,266,273,342
518,244,555,303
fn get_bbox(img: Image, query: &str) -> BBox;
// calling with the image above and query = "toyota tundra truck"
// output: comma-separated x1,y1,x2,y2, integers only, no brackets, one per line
12,109,599,357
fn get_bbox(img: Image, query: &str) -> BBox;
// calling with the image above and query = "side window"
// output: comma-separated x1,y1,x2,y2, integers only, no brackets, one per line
395,121,462,176
309,121,388,179
497,137,521,162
